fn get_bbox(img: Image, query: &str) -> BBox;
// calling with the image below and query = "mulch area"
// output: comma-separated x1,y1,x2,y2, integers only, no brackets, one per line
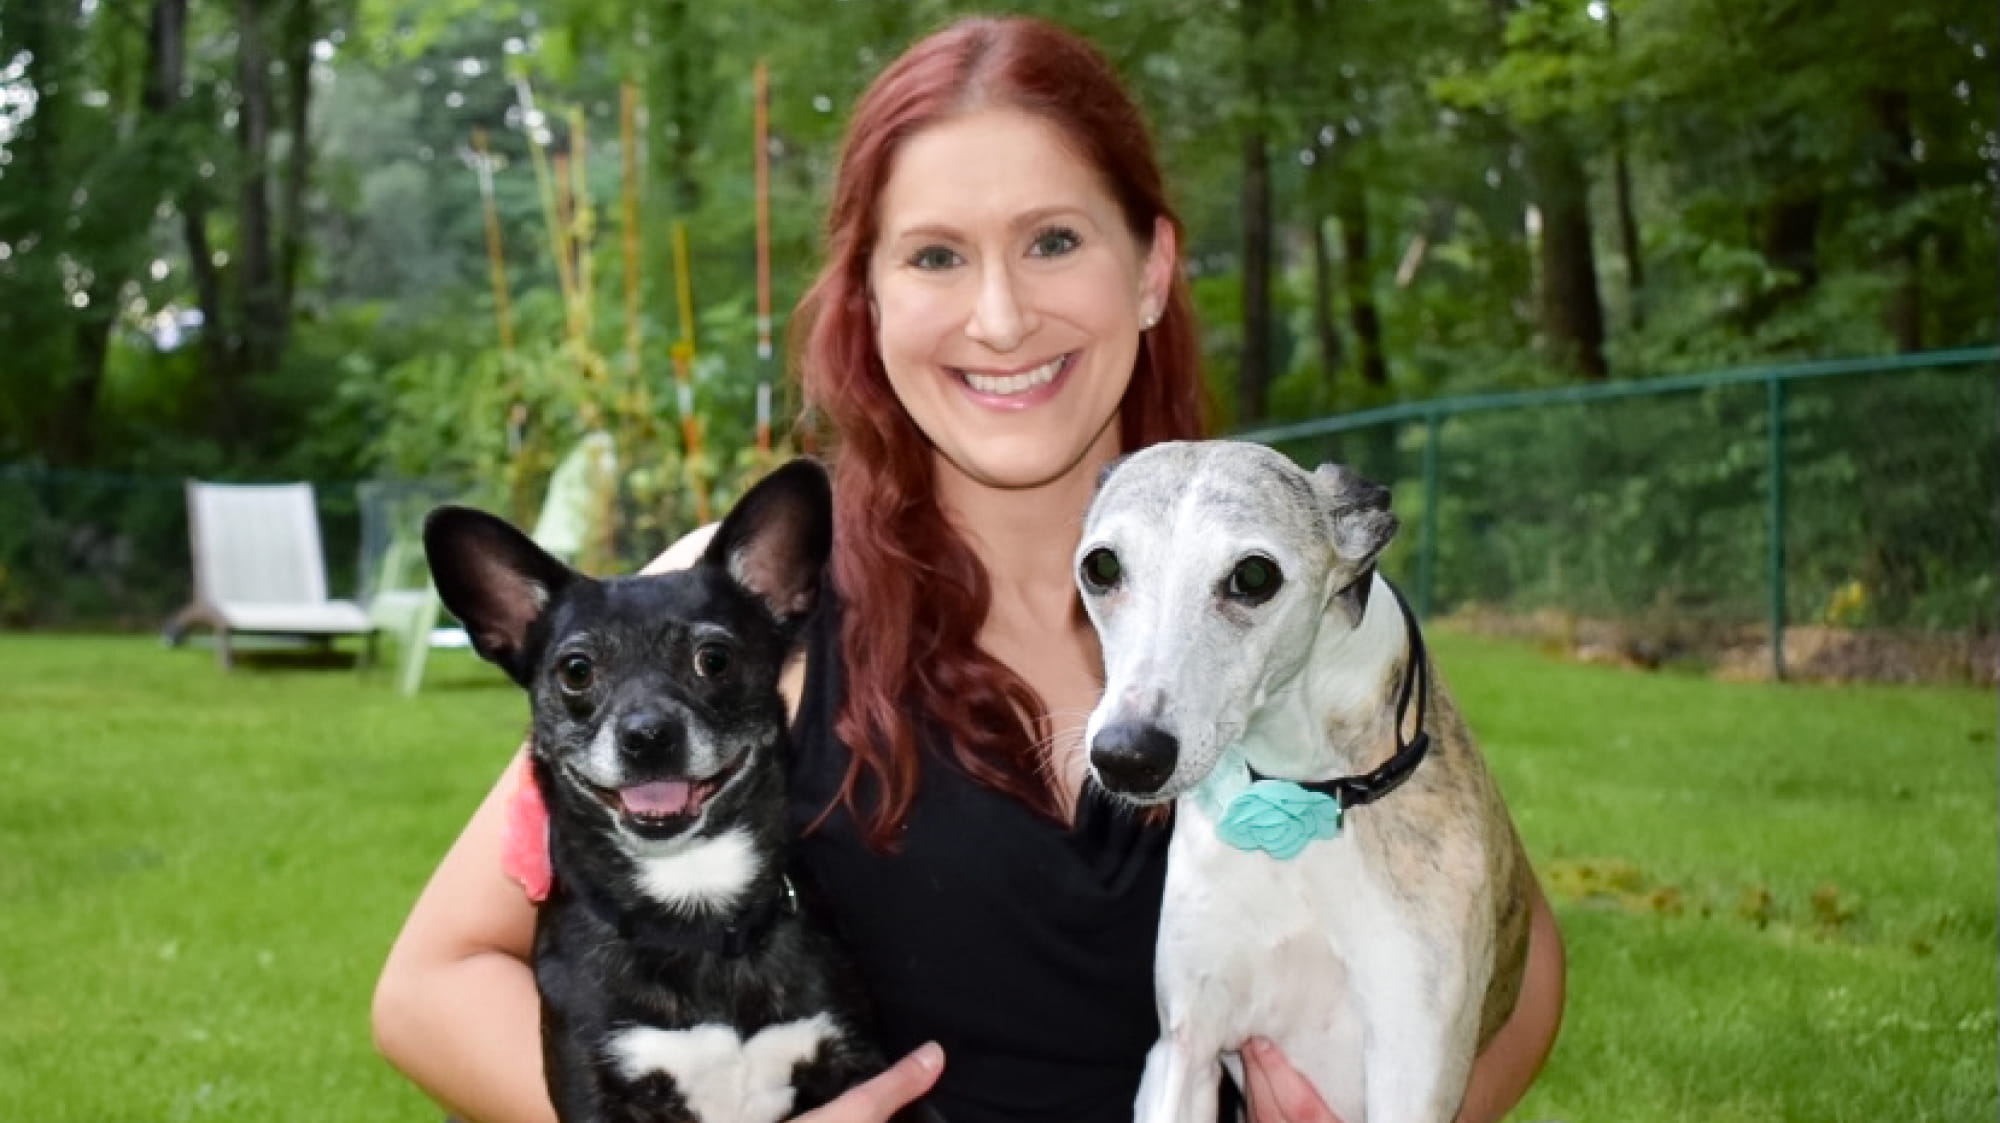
1442,606,1998,687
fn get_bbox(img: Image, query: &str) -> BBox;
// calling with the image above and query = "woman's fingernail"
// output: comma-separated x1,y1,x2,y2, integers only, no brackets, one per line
914,1042,943,1071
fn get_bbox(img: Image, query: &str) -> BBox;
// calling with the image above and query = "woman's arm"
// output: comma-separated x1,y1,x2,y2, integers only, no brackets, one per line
371,748,555,1123
1454,877,1566,1123
1242,876,1567,1123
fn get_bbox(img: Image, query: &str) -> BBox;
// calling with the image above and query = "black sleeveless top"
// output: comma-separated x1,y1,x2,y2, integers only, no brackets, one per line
785,595,1175,1123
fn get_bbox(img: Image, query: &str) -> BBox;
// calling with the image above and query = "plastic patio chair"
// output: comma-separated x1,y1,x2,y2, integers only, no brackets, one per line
163,480,375,669
375,432,616,696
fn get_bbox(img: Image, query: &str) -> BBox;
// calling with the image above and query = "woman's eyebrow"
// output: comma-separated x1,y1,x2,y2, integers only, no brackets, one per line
1010,204,1094,231
881,221,965,244
883,204,1099,245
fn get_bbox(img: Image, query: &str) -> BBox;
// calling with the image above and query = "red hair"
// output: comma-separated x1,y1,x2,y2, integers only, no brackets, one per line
793,16,1206,848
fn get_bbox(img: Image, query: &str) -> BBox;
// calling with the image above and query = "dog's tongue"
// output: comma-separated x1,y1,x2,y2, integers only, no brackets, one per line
619,780,696,818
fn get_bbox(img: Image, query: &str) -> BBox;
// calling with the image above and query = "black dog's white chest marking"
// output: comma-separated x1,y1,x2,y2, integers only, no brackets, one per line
608,1014,838,1123
628,827,760,911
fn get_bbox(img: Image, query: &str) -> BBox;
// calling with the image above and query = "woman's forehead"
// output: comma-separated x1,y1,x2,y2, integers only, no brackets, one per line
875,107,1124,239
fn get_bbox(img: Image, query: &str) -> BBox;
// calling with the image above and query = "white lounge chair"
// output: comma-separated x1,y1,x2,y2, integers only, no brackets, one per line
164,480,375,669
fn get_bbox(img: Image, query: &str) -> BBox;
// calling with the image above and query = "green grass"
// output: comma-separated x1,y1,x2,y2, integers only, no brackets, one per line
0,631,1991,1121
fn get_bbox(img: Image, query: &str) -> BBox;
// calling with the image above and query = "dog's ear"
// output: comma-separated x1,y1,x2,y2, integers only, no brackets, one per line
423,506,576,684
1312,463,1399,625
1312,462,1398,563
702,458,833,628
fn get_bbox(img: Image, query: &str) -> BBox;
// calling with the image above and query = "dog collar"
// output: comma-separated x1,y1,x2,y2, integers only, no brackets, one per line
1220,576,1432,860
562,872,799,959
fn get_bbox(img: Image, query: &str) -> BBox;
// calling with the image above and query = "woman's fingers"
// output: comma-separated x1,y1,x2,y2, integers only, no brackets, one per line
1241,1037,1344,1123
795,1042,944,1122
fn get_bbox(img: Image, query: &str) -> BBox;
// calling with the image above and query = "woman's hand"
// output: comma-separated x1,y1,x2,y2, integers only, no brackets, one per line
1241,1037,1345,1123
794,1043,944,1122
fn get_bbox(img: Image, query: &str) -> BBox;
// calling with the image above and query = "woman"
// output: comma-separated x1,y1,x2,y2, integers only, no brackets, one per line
372,17,1564,1123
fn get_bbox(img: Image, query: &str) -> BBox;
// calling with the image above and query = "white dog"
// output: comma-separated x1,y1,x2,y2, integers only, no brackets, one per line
1077,441,1532,1123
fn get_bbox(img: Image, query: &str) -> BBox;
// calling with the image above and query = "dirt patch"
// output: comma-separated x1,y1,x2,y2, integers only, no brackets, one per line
1443,605,1997,686
1713,625,1999,686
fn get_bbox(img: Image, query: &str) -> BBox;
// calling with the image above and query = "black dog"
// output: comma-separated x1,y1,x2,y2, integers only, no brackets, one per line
424,459,891,1123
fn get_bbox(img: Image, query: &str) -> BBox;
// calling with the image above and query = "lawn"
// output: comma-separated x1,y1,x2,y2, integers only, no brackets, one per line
0,631,1991,1121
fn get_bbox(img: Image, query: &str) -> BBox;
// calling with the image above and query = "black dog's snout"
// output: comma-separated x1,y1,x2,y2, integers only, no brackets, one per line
1090,722,1179,795
615,708,686,762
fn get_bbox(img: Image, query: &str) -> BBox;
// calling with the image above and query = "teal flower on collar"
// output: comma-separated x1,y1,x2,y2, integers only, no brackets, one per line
1218,780,1342,860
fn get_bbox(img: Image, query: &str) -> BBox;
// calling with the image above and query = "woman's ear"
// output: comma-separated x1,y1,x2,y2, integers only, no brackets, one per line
1141,216,1179,319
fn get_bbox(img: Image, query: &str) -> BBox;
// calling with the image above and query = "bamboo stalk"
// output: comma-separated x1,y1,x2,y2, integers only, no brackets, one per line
670,219,709,522
515,78,579,341
753,60,773,453
470,129,516,355
621,83,643,376
568,106,596,356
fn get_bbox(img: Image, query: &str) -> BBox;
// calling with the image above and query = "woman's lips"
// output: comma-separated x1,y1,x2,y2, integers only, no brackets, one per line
950,352,1075,409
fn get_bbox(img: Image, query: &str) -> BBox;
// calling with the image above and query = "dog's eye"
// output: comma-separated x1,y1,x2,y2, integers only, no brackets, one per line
555,654,595,693
1080,547,1123,592
692,643,731,679
1225,556,1283,604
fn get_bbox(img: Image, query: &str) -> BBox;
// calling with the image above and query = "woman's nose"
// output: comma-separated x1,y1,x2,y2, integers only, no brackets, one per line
964,260,1037,352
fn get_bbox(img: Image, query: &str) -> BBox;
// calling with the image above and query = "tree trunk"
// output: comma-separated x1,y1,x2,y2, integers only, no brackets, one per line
1871,88,1922,352
152,0,231,451
1310,210,1344,387
41,0,192,465
660,0,702,217
1760,193,1820,292
1741,189,1821,335
1236,0,1274,427
1239,128,1274,426
1606,8,1644,332
275,0,315,357
1335,177,1388,389
1525,127,1608,379
1612,132,1643,333
236,0,280,377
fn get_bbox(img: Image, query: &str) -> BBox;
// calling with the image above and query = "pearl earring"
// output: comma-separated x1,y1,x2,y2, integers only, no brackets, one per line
1141,309,1159,330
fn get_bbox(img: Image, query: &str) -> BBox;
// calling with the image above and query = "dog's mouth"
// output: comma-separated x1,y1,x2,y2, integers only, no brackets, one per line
573,757,747,835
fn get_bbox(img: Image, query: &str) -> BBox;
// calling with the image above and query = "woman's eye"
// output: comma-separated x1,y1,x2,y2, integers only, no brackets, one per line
909,245,961,271
693,643,732,679
1225,556,1283,604
1029,227,1080,258
555,654,594,693
1080,547,1122,592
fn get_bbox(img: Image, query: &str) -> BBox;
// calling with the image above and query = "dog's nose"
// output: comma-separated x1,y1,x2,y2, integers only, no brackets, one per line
615,709,685,763
1089,722,1179,795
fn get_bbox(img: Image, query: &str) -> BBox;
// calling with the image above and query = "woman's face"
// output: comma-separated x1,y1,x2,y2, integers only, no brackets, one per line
868,107,1175,494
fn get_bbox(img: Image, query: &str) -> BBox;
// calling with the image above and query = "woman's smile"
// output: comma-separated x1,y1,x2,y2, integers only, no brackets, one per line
953,352,1076,406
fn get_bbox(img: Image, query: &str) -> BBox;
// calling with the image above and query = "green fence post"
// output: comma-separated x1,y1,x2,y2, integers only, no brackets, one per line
1418,407,1441,621
1767,375,1787,681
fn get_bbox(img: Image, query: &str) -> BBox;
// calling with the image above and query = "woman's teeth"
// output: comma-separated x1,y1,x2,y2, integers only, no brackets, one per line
962,354,1066,396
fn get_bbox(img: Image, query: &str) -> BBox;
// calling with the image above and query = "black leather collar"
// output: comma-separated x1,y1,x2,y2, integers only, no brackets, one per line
1245,573,1432,811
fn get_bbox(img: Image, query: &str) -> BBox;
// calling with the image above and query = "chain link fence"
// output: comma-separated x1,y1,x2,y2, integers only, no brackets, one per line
1245,348,1998,683
0,469,374,632
5,350,1994,682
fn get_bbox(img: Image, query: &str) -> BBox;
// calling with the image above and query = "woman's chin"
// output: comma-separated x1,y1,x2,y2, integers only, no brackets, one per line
932,434,1122,494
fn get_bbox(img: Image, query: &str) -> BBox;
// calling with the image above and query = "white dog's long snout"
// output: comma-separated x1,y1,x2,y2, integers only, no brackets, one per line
1088,721,1180,797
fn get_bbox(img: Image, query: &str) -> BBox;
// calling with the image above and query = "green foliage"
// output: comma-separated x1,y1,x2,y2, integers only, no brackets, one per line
0,0,1993,611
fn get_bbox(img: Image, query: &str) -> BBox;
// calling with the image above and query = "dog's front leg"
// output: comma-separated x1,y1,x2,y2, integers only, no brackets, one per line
1353,954,1477,1123
1134,1032,1220,1123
